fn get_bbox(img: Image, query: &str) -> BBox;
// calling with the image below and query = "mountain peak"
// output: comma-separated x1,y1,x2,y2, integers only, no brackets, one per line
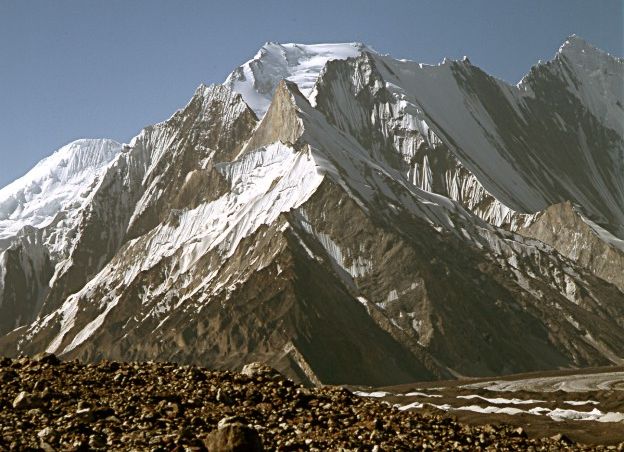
1,138,121,193
239,79,307,154
224,42,373,118
259,41,368,52
0,138,122,240
556,34,609,60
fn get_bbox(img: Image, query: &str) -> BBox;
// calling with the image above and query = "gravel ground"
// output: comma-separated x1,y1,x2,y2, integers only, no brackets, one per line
0,354,620,451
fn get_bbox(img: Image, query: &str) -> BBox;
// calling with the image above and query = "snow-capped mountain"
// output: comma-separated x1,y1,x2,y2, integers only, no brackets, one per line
224,42,369,117
1,36,623,385
0,139,122,245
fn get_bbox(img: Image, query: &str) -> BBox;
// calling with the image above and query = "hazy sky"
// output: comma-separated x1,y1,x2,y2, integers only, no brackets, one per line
1,0,622,187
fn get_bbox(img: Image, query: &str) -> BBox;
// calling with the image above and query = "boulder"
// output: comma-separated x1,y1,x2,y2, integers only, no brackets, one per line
204,420,263,452
241,362,281,379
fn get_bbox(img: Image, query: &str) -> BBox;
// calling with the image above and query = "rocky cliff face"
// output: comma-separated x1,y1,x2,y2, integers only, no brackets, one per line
0,36,623,385
519,201,624,293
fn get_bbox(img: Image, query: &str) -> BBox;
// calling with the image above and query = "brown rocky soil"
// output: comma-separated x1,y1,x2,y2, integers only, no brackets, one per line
1,355,620,451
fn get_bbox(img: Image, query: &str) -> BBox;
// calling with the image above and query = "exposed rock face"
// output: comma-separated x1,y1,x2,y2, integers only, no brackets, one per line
0,36,623,385
519,202,624,293
0,230,53,336
124,84,258,240
240,80,304,153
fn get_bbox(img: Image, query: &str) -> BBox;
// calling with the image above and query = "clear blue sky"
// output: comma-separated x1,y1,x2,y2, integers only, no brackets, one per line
1,0,622,188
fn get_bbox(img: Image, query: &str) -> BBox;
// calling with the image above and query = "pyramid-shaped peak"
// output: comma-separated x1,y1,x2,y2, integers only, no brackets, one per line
557,34,601,57
552,34,623,78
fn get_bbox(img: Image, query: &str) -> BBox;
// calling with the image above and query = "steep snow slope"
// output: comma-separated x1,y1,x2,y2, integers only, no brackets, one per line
224,42,369,117
0,139,122,246
124,84,259,239
38,141,323,355
549,35,624,138
311,52,533,229
369,36,624,237
3,81,445,385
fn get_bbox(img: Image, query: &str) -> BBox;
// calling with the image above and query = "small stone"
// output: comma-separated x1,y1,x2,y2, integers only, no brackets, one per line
482,424,497,434
92,406,115,419
12,391,42,410
104,361,120,372
513,427,527,438
17,356,30,366
218,416,246,429
366,418,384,431
37,427,55,439
74,408,95,423
39,441,55,452
89,434,107,449
203,423,263,452
177,427,194,441
77,400,92,410
27,408,43,417
0,369,17,382
550,433,572,444
165,402,182,418
40,387,54,400
216,388,233,405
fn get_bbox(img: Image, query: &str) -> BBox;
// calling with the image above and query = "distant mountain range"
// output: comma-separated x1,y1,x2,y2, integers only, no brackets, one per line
1,36,623,386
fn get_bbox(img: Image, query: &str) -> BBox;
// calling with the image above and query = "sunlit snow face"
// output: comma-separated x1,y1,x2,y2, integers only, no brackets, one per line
0,139,122,244
224,42,368,117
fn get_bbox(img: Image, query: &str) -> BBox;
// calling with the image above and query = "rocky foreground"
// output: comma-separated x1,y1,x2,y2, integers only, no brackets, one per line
0,355,620,451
